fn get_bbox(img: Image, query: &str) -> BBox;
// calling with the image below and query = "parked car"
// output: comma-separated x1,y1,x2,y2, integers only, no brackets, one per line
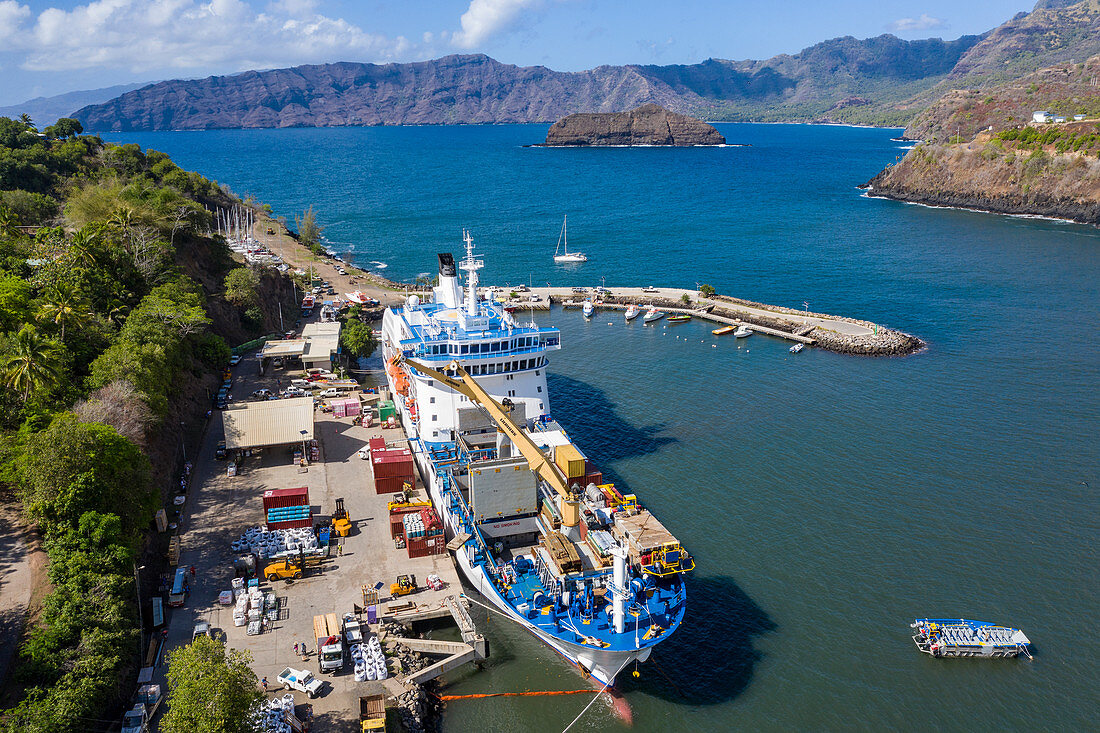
276,667,323,698
641,286,660,293
228,355,242,366
594,286,611,294
250,388,272,399
571,287,587,293
318,388,339,399
192,621,212,642
530,294,542,302
282,387,306,398
215,441,227,460
513,284,529,292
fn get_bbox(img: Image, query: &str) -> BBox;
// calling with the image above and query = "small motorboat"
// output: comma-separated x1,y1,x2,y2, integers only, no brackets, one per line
643,308,665,323
345,291,369,305
734,325,752,338
582,300,594,318
789,343,804,353
625,304,642,321
712,325,736,336
667,314,691,324
911,619,1032,659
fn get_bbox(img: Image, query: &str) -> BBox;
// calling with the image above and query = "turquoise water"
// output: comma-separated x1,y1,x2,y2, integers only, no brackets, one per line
102,125,1100,731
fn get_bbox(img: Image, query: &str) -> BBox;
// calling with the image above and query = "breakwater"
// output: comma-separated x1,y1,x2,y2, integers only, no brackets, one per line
547,289,923,356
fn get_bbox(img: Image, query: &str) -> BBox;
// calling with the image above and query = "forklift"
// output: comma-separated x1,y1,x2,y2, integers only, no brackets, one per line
333,498,352,537
264,553,304,582
390,574,417,598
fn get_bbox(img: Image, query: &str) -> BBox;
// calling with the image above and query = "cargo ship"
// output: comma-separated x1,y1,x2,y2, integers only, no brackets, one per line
380,233,692,686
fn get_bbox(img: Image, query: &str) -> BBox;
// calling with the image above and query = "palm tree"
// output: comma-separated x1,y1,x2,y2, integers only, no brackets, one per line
1,325,62,401
38,283,91,342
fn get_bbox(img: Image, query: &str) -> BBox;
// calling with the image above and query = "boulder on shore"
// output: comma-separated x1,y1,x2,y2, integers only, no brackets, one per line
544,104,725,146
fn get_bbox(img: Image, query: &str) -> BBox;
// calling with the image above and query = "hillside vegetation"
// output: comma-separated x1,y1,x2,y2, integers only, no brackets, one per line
0,116,292,732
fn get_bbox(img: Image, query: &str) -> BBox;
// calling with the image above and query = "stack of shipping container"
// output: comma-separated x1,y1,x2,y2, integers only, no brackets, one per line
263,487,312,530
372,446,415,494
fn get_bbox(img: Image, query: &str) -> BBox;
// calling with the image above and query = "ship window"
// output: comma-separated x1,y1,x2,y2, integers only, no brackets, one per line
427,380,433,386
535,369,540,375
429,397,435,403
461,345,469,354
479,343,488,353
539,402,544,410
488,364,496,374
537,386,542,393
432,415,437,421
491,342,500,352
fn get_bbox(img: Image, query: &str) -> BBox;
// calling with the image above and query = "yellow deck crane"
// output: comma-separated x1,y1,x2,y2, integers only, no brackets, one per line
400,357,585,531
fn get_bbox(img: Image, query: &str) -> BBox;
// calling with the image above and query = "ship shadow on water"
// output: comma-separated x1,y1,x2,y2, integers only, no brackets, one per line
620,575,775,705
546,374,676,481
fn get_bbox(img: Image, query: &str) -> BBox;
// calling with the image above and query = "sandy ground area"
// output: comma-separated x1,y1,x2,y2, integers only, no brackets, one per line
0,505,46,696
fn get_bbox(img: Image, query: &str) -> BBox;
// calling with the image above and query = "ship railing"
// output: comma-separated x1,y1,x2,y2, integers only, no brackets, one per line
440,470,499,577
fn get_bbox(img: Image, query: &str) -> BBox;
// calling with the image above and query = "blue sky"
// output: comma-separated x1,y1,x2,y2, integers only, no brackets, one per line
0,0,1036,105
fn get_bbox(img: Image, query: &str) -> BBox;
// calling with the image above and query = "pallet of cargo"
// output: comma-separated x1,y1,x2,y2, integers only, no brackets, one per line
167,535,181,566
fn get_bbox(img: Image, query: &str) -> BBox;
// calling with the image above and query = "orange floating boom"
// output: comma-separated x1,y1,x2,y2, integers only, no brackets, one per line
435,689,593,701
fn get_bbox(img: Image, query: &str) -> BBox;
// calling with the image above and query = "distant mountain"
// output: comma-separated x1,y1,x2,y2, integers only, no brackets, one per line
0,83,150,128
72,35,983,132
72,1,1100,132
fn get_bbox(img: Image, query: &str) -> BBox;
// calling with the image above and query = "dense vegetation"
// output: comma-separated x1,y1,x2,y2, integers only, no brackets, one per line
162,637,262,733
996,124,1100,156
0,115,263,731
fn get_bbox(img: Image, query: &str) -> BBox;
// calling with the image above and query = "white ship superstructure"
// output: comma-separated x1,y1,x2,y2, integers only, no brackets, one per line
380,233,691,686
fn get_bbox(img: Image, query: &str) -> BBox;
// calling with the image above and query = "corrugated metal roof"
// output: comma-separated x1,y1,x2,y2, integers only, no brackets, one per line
221,396,315,449
262,339,307,357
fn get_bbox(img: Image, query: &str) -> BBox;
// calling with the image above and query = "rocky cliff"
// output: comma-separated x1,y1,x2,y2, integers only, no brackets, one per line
865,130,1100,225
544,104,725,146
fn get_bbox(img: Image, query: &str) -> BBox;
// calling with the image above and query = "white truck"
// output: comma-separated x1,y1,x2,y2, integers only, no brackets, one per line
276,667,324,698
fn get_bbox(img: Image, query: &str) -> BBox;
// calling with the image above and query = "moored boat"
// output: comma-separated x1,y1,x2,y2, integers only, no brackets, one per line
380,233,692,687
734,325,752,338
553,215,588,263
911,619,1031,659
667,314,691,324
625,305,642,321
642,308,665,323
712,325,736,335
582,300,594,318
789,343,804,353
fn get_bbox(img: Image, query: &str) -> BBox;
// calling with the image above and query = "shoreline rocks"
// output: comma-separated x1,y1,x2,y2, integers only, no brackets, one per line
544,104,725,146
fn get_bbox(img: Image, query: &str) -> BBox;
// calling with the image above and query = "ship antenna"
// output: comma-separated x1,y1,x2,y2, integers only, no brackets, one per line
459,229,483,317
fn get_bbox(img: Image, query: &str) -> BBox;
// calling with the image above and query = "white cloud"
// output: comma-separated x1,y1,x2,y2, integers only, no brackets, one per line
452,0,538,50
3,0,413,73
0,0,32,44
890,13,946,33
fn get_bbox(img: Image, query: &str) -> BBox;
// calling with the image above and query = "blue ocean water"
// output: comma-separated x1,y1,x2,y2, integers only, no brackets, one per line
103,124,1100,731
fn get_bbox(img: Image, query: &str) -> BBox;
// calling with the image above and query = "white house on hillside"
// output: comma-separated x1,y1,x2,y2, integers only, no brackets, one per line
1032,111,1052,123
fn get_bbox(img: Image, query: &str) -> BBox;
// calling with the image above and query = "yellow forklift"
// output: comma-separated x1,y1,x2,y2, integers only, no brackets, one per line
333,498,352,537
390,574,417,598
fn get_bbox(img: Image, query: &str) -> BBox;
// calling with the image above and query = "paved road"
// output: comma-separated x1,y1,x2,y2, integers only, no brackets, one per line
0,506,42,691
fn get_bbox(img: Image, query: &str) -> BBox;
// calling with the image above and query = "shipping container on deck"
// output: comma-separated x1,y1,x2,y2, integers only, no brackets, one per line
407,535,446,558
369,437,386,451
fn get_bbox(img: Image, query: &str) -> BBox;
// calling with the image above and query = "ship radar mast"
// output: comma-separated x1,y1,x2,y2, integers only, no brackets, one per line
459,229,483,317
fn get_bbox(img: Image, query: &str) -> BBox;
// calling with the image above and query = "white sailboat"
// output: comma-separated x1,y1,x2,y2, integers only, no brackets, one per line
553,215,588,263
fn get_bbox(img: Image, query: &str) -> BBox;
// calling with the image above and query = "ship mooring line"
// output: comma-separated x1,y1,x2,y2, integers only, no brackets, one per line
560,657,631,733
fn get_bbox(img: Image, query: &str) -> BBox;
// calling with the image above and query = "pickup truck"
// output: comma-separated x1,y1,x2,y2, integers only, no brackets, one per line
276,667,323,698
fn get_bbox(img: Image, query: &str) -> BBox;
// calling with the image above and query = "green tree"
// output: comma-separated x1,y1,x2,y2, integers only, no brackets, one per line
339,318,377,358
0,270,32,332
17,412,154,534
698,284,716,297
680,293,692,305
295,205,324,252
1,324,62,401
223,267,260,307
162,636,263,733
43,118,83,140
38,283,92,342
